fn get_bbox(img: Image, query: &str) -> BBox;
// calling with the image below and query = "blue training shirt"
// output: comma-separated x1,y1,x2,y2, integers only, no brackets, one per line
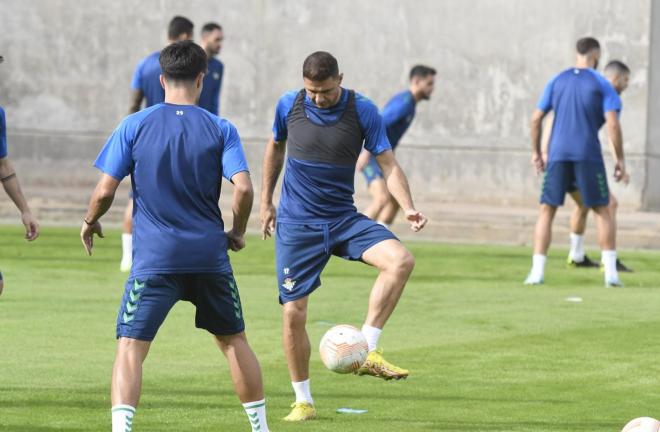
0,107,7,158
272,88,391,222
538,68,621,162
131,51,165,108
198,57,224,115
94,103,249,277
381,90,416,149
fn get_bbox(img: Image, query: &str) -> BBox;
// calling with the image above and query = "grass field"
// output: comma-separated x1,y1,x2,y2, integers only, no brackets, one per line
1,225,660,431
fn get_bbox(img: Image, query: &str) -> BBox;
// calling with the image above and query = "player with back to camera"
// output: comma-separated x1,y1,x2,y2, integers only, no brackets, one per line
120,16,194,273
197,22,225,115
551,60,633,273
80,41,270,432
525,37,626,287
357,65,436,226
0,55,40,297
260,51,427,422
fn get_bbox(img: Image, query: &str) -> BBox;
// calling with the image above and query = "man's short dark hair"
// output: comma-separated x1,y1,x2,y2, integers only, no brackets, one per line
160,41,208,82
576,37,600,55
168,16,194,40
302,51,339,81
409,65,436,80
201,22,222,35
605,60,631,76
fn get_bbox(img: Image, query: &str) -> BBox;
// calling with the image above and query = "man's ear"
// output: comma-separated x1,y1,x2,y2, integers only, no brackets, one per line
337,73,344,85
159,74,166,90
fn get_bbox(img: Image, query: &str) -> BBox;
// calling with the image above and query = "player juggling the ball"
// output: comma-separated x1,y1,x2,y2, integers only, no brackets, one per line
81,41,270,432
260,51,428,422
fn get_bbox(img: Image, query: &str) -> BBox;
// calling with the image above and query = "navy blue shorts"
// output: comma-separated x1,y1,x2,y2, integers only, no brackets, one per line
541,160,609,208
275,213,398,304
362,156,383,185
116,272,245,341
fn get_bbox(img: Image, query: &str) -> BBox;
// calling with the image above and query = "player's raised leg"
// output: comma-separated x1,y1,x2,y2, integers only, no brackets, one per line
377,194,400,226
358,238,414,379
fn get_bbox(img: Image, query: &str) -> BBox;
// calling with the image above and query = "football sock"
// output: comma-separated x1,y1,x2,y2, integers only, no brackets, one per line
602,250,618,281
111,404,135,432
121,233,132,266
530,254,546,280
291,379,313,404
243,399,270,432
361,324,382,352
569,233,585,262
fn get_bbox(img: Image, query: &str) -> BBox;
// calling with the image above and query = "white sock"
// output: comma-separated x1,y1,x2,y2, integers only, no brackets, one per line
530,254,547,280
243,399,270,432
111,404,135,432
376,221,389,228
291,379,313,404
569,233,585,262
361,324,382,352
602,250,618,281
121,233,132,265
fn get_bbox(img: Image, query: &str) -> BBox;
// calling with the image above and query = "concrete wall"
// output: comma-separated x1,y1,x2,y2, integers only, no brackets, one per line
0,0,656,209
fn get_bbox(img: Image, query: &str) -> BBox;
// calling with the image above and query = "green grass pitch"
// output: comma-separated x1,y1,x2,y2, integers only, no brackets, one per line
1,225,660,431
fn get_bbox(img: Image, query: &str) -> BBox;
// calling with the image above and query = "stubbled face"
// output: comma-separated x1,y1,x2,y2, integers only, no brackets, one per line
611,72,630,94
303,74,343,108
202,29,224,56
413,74,435,100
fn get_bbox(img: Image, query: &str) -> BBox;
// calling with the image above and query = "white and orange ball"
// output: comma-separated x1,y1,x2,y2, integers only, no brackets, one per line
319,325,368,374
622,417,660,432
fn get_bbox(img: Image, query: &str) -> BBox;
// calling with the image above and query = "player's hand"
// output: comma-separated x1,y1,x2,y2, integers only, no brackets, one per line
260,202,276,240
531,152,545,175
405,209,428,232
80,220,104,256
613,160,627,184
21,211,40,241
226,229,246,252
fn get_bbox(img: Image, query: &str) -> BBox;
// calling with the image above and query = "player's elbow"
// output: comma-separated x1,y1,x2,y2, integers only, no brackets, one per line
234,178,254,200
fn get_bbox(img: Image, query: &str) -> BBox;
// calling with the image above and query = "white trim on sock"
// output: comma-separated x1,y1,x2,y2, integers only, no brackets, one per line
111,404,135,432
361,324,382,352
602,250,618,282
292,379,313,404
531,254,547,280
569,233,585,262
243,398,269,432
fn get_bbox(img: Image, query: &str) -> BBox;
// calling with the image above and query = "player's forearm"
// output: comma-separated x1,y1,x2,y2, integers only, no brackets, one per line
232,181,254,235
384,164,415,212
607,122,624,163
530,118,543,154
260,139,285,205
0,159,31,214
84,184,116,223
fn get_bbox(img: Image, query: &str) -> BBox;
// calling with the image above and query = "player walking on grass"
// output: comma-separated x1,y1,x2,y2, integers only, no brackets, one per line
120,16,194,273
358,65,436,226
260,51,427,422
559,61,633,272
0,55,40,296
81,41,270,432
525,37,626,287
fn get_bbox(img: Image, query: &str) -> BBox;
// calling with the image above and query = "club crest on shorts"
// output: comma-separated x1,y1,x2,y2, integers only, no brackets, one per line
282,277,296,291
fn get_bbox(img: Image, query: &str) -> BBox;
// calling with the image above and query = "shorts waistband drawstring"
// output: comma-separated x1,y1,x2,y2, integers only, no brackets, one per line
322,224,330,254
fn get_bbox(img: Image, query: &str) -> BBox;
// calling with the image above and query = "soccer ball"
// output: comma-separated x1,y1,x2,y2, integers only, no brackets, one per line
319,325,368,374
621,417,660,432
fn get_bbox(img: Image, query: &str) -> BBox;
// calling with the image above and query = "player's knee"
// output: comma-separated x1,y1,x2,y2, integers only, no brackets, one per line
389,247,415,277
214,332,246,352
283,302,307,328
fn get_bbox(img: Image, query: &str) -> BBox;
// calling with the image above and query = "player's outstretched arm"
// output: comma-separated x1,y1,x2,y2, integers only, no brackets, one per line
260,137,286,239
81,174,120,255
605,111,626,182
0,157,39,241
227,171,253,252
375,150,427,232
530,108,547,174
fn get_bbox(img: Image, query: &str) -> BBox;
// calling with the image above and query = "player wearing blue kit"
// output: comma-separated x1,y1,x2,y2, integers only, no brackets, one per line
525,37,626,287
358,65,436,225
198,22,225,115
121,16,195,273
81,42,270,432
0,55,40,296
260,52,428,422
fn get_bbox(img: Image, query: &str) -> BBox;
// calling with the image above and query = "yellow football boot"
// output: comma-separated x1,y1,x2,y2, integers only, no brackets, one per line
283,402,316,422
356,349,409,380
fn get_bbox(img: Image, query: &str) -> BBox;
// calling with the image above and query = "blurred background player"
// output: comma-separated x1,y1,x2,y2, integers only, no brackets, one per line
120,16,194,272
81,41,269,432
525,37,626,287
0,55,40,296
562,60,633,272
197,22,224,115
358,65,436,226
260,51,427,422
